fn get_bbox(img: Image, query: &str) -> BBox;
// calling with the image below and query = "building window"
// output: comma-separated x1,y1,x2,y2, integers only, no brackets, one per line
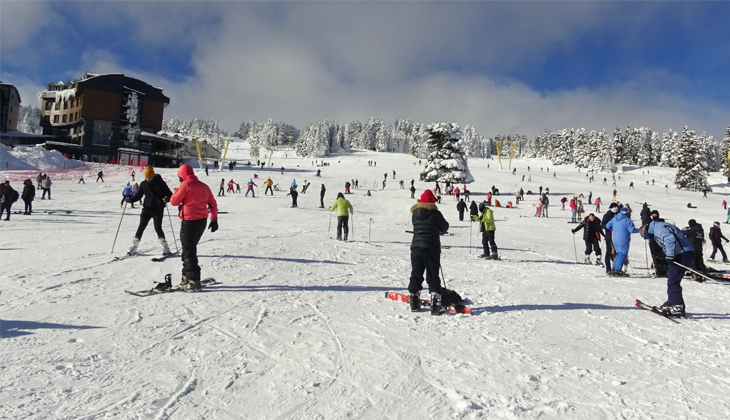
75,112,78,120
53,115,59,123
92,121,112,147
63,101,68,110
76,97,81,107
62,115,67,123
45,101,52,111
55,102,60,110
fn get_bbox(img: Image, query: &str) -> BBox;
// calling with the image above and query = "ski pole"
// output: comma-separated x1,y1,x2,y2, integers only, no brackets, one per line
572,233,578,263
111,201,128,254
469,219,472,254
439,264,448,289
351,213,355,241
673,261,713,282
166,205,179,253
644,239,651,276
327,211,332,238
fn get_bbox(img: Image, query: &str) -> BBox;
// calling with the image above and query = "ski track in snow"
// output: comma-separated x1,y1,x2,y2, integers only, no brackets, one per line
3,149,730,418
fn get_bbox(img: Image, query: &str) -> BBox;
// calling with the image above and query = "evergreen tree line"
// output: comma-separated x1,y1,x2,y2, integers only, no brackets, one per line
16,105,42,134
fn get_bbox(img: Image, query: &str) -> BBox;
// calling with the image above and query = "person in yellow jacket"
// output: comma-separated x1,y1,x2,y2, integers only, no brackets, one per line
264,177,274,195
330,192,354,241
472,202,499,259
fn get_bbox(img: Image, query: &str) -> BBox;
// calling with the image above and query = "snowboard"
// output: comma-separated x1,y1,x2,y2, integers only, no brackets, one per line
385,291,472,315
151,250,180,262
125,278,217,297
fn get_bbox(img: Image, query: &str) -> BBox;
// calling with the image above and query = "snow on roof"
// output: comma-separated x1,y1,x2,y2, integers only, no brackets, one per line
45,141,83,148
123,86,146,95
140,131,184,143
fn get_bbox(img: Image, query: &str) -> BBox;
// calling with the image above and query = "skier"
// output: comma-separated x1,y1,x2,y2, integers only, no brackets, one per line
291,179,297,189
78,174,85,184
605,207,640,276
640,203,652,226
0,181,18,220
454,187,461,200
456,198,467,221
577,199,585,220
612,189,617,202
127,166,174,256
316,169,321,177
541,193,549,217
218,178,225,196
330,192,354,241
572,213,604,266
629,181,634,189
169,164,218,292
473,202,498,260
400,180,405,189
643,219,694,317
723,199,727,210
344,181,351,194
588,191,592,204
246,179,257,197
320,184,326,208
646,210,668,277
131,170,136,182
121,182,134,207
264,177,274,195
682,219,706,278
287,186,299,208
393,170,396,180
594,197,601,213
408,189,450,315
227,179,235,194
21,179,35,215
600,203,619,274
96,170,104,182
205,165,209,176
560,196,567,210
570,197,577,222
708,222,729,262
702,186,708,198
41,176,52,200
384,173,388,182
409,184,416,199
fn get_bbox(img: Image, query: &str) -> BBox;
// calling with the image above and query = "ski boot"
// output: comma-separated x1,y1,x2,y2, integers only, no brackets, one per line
159,238,172,255
478,254,489,259
490,254,501,261
594,258,604,267
430,292,446,316
584,255,591,265
127,237,140,256
659,301,685,317
181,276,202,293
409,293,421,312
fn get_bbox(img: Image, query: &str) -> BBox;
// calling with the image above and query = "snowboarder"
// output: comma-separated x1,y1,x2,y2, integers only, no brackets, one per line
96,171,104,182
708,222,729,262
408,190,450,315
21,179,35,215
682,219,706,276
169,164,218,292
0,181,18,220
287,186,299,208
605,207,640,276
264,177,274,195
456,198,467,221
41,176,52,200
218,178,225,196
572,213,604,265
330,192,354,241
126,166,174,256
320,184,326,208
473,202,498,260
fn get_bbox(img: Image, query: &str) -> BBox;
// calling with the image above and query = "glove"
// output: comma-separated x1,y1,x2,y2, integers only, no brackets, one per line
209,219,218,233
571,229,577,234
665,257,674,266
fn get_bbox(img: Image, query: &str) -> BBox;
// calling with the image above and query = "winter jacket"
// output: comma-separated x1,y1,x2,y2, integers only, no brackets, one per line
647,221,694,258
681,224,705,254
129,174,173,210
265,178,273,187
0,184,17,203
21,180,35,201
473,207,495,231
170,164,218,221
122,184,133,196
410,202,449,252
456,200,467,214
541,194,549,205
329,193,353,216
573,216,604,241
320,185,326,197
247,181,257,189
640,207,652,226
536,198,542,207
42,178,52,189
605,213,639,253
469,201,478,217
709,226,728,245
601,209,617,233
570,199,576,210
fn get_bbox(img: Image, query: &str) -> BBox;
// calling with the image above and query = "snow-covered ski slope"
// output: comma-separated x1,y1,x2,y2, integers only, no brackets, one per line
2,146,730,419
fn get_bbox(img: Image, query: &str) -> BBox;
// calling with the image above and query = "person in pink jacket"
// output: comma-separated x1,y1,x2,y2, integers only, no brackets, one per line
170,164,218,292
535,197,543,216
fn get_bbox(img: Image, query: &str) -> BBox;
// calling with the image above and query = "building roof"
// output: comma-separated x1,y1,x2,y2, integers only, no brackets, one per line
43,73,169,104
0,82,21,104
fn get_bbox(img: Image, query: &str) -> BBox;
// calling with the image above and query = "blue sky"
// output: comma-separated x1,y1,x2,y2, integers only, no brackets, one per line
1,1,728,139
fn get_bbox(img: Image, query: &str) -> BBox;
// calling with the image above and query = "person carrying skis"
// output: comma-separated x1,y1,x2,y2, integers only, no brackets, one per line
473,201,498,260
708,221,729,262
682,219,706,278
572,213,604,266
287,185,299,208
320,184,326,208
21,179,35,215
127,166,174,256
456,198,467,221
408,189,450,315
169,164,218,292
643,219,694,317
264,177,274,195
218,178,225,196
329,192,354,241
605,207,639,276
246,179,257,197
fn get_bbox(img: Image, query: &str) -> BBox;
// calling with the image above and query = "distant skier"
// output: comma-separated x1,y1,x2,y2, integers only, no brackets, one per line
131,170,136,182
245,179,257,197
320,184,326,208
572,213,604,266
594,197,601,213
640,203,652,226
316,169,321,177
605,207,639,276
78,174,85,184
708,222,729,262
456,198,467,221
409,184,416,199
121,182,134,207
218,178,225,196
287,186,299,208
127,166,174,256
205,165,209,176
329,192,354,241
473,201,498,260
96,170,104,182
408,190,450,315
570,197,577,222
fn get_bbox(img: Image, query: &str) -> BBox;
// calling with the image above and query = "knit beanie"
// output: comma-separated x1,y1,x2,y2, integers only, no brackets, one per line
144,166,155,178
688,219,697,227
420,189,436,204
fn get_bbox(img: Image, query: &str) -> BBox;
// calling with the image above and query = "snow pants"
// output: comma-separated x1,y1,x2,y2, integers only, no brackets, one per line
246,188,255,197
218,187,225,196
612,251,628,272
571,208,577,222
542,205,548,217
180,218,207,282
584,237,601,256
337,215,349,240
265,186,273,195
408,247,442,295
1,202,11,220
667,251,693,306
710,242,727,260
320,194,325,208
604,233,614,272
482,230,498,257
458,210,465,221
42,188,51,199
24,199,32,214
135,208,165,240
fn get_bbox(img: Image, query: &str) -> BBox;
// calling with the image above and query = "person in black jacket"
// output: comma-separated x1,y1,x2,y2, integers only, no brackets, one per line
21,179,35,215
572,213,604,266
601,203,619,273
640,203,652,226
456,198,467,221
682,219,706,276
126,166,174,255
409,189,449,315
469,200,478,220
0,181,18,220
319,184,326,208
287,185,299,208
708,221,729,262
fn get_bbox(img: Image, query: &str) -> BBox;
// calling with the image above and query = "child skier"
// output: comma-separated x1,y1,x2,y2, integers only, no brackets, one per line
473,201,498,260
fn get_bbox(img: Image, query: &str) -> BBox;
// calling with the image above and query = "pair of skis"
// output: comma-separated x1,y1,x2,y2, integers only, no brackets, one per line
385,292,472,315
125,277,217,297
113,250,180,262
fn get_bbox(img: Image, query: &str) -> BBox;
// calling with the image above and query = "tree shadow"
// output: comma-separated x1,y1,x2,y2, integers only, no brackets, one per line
197,255,353,265
1,319,102,338
470,302,627,316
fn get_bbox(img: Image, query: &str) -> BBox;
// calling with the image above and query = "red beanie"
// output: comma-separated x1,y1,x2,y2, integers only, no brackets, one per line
420,189,436,203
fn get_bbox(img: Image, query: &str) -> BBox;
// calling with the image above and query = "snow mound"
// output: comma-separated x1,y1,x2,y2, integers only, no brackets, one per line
0,143,85,170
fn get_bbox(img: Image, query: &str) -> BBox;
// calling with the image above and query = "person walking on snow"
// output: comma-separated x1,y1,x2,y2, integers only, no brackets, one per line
473,201,498,260
469,200,478,221
682,219,706,277
169,164,218,292
21,179,35,215
535,196,543,217
456,198,467,221
218,178,225,196
36,172,43,189
708,222,729,262
570,197,578,222
41,176,52,200
320,184,326,208
410,184,416,199
0,181,18,220
408,189,450,315
96,171,104,182
330,192,354,241
246,179,257,197
541,193,549,217
572,213,604,266
594,197,602,213
640,203,652,226
723,199,727,210
126,166,174,256
643,220,694,317
605,207,639,276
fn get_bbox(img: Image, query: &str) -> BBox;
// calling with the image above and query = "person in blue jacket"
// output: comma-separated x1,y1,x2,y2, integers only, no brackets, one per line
605,207,639,276
643,220,694,317
246,179,257,197
121,182,135,208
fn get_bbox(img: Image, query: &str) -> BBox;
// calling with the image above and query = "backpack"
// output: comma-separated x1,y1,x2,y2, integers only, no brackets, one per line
440,288,463,306
9,189,19,203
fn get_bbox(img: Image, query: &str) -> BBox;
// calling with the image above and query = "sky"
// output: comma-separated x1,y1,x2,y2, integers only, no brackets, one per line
1,1,729,140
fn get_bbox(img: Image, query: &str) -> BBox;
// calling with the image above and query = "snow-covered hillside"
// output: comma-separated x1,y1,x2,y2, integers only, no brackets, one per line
2,145,730,419
0,143,85,171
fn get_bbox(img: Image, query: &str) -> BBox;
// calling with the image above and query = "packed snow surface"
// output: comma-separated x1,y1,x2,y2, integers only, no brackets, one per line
2,146,730,419
0,143,85,171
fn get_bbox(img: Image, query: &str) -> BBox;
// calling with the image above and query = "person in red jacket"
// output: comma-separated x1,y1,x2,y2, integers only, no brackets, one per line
169,164,219,292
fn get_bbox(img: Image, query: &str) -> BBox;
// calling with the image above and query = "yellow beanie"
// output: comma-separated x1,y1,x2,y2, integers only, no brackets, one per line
144,166,155,178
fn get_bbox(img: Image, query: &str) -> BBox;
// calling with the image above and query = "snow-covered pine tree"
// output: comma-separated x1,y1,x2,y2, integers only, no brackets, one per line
635,128,653,166
674,126,707,189
612,127,624,164
650,131,662,166
551,129,573,165
721,124,730,177
572,128,590,168
419,123,474,184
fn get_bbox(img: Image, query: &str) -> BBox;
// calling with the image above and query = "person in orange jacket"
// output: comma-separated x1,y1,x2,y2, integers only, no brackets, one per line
170,164,218,292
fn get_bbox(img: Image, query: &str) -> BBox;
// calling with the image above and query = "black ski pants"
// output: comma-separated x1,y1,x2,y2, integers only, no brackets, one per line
135,207,165,240
667,251,693,306
320,194,325,208
604,233,614,272
458,210,464,221
291,195,298,207
265,186,273,195
482,230,498,256
710,242,728,260
218,187,225,196
24,200,32,214
408,247,442,295
96,175,104,182
180,218,207,282
337,215,349,240
42,188,51,199
1,202,11,220
584,237,601,256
